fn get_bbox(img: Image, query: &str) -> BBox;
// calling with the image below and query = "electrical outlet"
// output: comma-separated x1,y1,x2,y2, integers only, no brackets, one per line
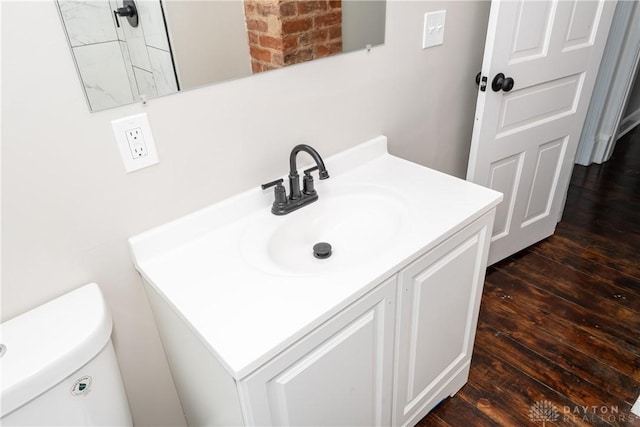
423,10,446,48
126,128,148,158
111,113,159,173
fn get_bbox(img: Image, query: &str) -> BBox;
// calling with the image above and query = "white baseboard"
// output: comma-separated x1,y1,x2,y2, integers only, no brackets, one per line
617,107,640,140
632,393,640,417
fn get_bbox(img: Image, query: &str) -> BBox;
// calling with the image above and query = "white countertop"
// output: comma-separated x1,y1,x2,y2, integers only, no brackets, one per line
129,136,502,379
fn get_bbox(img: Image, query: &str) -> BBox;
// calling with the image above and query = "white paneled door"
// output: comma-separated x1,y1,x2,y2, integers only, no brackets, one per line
467,0,616,265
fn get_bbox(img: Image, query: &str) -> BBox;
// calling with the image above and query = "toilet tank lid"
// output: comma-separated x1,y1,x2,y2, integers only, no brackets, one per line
0,283,113,418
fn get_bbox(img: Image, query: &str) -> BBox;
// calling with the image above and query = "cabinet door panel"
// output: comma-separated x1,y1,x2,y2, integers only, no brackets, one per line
394,214,493,426
241,276,397,426
269,310,380,426
408,236,479,396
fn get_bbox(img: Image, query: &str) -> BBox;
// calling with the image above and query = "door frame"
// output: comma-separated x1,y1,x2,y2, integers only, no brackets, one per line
575,0,640,166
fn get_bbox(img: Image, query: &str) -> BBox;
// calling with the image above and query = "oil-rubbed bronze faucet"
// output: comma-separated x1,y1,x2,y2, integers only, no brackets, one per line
261,144,329,215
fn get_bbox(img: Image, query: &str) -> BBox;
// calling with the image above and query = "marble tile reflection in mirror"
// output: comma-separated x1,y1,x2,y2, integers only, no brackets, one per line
57,0,386,112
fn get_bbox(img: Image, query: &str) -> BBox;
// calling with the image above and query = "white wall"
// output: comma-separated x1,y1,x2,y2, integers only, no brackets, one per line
1,1,490,425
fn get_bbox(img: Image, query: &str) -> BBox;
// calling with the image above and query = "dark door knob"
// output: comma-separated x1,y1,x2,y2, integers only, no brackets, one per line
492,73,514,92
475,72,481,86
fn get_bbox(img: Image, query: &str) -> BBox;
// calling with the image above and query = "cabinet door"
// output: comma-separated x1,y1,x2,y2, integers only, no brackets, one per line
393,213,494,426
240,276,397,426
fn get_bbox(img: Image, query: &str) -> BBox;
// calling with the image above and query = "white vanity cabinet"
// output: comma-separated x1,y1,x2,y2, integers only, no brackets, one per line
393,214,493,426
239,276,397,426
129,136,502,427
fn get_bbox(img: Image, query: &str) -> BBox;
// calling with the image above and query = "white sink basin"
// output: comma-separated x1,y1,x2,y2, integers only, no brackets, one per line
241,185,408,276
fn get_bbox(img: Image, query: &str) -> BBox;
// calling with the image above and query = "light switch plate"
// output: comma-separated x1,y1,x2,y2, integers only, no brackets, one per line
111,113,159,173
423,10,446,48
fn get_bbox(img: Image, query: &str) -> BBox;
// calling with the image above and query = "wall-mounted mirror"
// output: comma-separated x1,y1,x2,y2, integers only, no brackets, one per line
57,0,386,112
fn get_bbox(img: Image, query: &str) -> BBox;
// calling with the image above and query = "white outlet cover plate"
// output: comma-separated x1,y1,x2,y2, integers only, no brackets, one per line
423,10,446,49
111,113,159,173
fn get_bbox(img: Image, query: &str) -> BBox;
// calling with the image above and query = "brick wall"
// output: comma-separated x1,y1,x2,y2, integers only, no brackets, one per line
244,0,343,73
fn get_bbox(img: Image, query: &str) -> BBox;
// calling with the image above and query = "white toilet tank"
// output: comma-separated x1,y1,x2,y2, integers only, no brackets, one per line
0,283,133,426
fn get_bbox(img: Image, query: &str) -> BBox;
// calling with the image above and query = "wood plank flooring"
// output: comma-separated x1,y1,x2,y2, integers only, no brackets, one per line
421,126,640,426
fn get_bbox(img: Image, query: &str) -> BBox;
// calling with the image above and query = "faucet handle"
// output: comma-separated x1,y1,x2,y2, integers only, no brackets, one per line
261,178,284,190
262,178,288,208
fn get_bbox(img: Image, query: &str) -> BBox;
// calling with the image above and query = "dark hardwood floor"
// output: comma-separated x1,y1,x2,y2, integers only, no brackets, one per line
422,125,640,426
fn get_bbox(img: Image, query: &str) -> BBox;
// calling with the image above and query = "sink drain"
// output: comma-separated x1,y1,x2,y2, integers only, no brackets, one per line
313,242,332,259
